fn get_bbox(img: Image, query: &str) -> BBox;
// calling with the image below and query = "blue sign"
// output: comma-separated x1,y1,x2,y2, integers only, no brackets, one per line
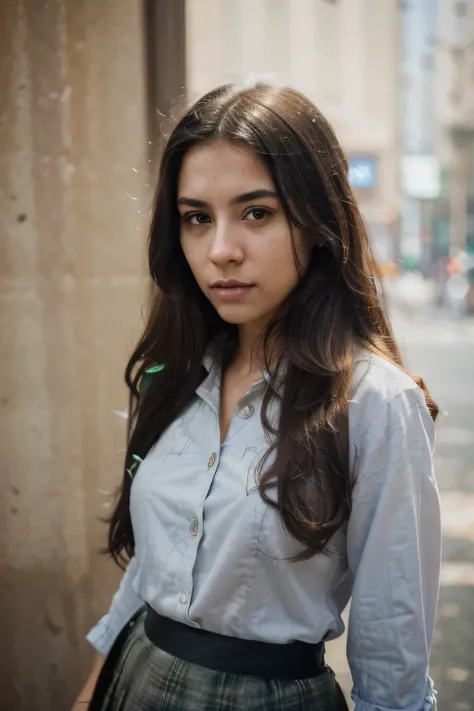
348,156,377,189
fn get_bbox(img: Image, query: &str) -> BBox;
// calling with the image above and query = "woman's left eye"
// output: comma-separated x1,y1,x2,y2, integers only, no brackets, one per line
244,208,270,221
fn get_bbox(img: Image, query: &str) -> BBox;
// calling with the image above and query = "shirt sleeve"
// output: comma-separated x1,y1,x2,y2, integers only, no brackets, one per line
86,556,144,655
347,386,441,711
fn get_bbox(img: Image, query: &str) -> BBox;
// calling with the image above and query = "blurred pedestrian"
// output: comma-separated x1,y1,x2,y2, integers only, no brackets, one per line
72,83,440,711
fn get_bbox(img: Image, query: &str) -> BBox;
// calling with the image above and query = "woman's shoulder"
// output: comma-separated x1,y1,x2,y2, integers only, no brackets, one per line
350,350,429,437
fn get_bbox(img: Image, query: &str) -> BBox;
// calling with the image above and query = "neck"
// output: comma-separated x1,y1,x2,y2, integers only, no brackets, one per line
234,321,266,375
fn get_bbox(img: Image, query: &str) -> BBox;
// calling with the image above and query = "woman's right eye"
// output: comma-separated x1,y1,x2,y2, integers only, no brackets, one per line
184,212,211,225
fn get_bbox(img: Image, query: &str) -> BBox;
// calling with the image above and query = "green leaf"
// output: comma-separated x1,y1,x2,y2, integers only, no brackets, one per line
139,364,165,392
146,364,165,374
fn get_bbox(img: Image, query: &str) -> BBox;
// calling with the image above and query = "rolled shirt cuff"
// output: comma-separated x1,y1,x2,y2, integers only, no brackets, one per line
86,615,117,656
351,677,437,711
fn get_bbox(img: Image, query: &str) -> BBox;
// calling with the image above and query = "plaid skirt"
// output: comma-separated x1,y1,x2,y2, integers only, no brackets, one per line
89,610,349,711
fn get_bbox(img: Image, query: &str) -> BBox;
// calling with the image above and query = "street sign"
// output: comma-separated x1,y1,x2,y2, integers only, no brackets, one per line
348,155,377,189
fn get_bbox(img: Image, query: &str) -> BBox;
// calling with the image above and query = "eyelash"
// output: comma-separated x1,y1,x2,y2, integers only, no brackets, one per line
182,207,273,225
182,212,210,225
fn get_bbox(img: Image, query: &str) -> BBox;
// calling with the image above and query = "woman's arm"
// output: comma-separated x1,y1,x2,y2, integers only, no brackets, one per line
86,555,144,655
70,653,105,709
71,556,144,707
347,386,441,710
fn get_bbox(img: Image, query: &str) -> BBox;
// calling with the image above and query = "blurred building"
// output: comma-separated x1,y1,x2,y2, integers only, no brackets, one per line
437,0,474,254
186,0,404,268
400,0,474,303
436,0,474,309
400,0,441,273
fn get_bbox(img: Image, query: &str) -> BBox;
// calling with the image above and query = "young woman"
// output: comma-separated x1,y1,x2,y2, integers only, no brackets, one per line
74,83,441,711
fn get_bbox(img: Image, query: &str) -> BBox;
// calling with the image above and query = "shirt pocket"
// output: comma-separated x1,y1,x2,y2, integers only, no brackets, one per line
240,446,306,561
243,446,266,496
256,506,307,561
166,435,193,456
257,505,348,562
130,434,202,567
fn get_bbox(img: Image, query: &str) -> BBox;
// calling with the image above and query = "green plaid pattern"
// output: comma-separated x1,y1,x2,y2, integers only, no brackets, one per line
90,611,349,710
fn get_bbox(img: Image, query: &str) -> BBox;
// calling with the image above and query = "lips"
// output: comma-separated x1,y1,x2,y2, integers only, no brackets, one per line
210,280,254,302
211,280,253,289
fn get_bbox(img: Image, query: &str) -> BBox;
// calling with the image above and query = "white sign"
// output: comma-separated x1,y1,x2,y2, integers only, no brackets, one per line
401,155,441,199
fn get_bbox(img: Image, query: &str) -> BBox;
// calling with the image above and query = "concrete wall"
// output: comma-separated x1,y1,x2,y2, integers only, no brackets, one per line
0,1,150,708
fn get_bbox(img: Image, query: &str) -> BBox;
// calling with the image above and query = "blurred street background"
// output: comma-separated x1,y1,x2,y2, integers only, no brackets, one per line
327,297,474,710
1,1,473,709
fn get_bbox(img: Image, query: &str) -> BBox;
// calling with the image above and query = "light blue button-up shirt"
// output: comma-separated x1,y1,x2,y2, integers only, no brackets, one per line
87,351,440,710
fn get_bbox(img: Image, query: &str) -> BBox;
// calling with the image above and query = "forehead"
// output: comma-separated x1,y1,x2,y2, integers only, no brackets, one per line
178,140,274,201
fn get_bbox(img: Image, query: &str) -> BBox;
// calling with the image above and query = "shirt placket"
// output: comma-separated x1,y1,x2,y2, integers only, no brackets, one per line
177,369,264,622
173,367,222,620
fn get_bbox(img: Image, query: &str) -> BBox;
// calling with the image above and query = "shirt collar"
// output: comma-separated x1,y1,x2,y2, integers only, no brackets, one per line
200,338,286,398
201,343,369,406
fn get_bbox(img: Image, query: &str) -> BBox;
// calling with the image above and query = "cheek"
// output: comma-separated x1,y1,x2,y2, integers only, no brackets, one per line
256,230,307,290
181,238,203,280
260,243,300,291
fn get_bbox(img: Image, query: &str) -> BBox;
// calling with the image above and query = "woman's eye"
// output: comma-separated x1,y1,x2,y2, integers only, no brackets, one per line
244,208,270,221
185,212,211,225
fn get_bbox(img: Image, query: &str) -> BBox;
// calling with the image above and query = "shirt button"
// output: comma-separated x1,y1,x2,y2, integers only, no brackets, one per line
208,452,217,469
179,592,187,604
190,519,199,536
239,404,254,419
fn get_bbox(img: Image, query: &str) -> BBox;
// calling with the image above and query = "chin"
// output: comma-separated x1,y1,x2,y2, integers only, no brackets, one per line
213,305,260,326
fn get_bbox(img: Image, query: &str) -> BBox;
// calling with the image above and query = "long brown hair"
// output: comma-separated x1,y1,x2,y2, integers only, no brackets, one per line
107,83,437,567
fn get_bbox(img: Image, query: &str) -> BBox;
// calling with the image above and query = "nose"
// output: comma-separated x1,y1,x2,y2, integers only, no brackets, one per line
208,221,243,266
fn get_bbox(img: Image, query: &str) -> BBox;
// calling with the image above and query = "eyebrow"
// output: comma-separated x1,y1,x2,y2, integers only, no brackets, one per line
177,189,279,208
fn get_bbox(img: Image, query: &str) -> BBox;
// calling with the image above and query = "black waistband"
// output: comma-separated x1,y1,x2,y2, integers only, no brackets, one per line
144,605,326,679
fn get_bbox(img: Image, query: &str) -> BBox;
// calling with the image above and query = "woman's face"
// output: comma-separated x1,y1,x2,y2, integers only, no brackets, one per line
178,140,311,330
